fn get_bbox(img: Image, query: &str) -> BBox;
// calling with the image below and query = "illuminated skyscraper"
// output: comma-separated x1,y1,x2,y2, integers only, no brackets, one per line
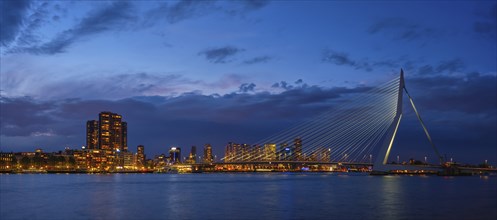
86,112,128,152
279,142,292,161
203,144,213,163
294,138,302,161
186,146,197,164
98,112,127,152
225,142,241,162
169,147,181,164
137,145,145,167
263,143,277,161
122,122,128,152
86,120,99,149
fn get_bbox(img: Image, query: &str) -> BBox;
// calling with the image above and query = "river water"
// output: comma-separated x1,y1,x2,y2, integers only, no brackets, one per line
0,173,495,220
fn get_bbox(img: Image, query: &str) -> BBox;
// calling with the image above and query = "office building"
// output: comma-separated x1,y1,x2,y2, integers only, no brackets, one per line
169,147,181,164
203,144,213,163
186,146,197,164
86,120,99,149
98,112,127,152
137,145,145,167
294,138,302,161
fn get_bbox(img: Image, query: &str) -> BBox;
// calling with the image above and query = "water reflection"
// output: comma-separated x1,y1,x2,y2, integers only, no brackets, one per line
1,174,495,220
377,176,402,220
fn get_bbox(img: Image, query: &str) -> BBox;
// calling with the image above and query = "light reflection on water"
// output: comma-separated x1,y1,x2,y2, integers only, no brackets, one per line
1,173,496,220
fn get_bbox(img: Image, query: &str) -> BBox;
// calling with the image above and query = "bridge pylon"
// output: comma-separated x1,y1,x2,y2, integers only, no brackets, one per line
372,69,444,173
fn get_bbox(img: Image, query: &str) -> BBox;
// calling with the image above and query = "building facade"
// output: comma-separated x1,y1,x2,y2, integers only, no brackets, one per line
203,144,213,163
86,120,99,149
98,112,127,152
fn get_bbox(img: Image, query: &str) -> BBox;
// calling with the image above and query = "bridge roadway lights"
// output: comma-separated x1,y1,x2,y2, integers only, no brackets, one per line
191,161,373,172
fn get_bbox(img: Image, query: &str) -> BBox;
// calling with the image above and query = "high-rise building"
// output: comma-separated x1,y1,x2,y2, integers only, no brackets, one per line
97,112,127,152
225,142,241,162
263,143,277,161
279,142,291,161
86,120,99,149
186,146,197,164
169,147,181,164
122,122,128,152
203,144,213,163
136,145,145,167
252,144,262,161
241,144,250,161
294,138,302,161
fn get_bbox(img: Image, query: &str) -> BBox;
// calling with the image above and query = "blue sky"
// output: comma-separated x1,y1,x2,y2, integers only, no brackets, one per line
1,0,496,164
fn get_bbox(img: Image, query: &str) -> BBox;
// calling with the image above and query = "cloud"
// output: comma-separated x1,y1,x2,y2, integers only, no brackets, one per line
7,1,136,55
1,73,495,164
321,48,467,76
272,80,307,90
144,0,269,25
162,0,216,24
241,0,270,10
322,49,372,71
368,17,436,41
473,4,496,39
0,83,370,151
0,66,251,100
13,2,53,47
417,58,465,75
0,0,31,46
239,83,256,93
243,55,272,64
199,46,245,63
0,96,56,137
406,73,496,115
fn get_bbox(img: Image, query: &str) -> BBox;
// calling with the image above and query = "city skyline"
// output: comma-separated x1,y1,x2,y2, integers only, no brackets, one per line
1,1,496,164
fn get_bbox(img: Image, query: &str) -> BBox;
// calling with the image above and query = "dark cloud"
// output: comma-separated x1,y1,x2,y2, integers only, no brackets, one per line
0,0,31,46
240,0,270,10
473,4,497,39
239,83,256,93
0,96,56,136
1,73,495,164
322,49,372,71
243,56,272,64
322,48,467,76
368,17,436,41
406,73,496,115
0,83,369,155
271,80,309,91
145,0,269,25
199,46,245,63
8,1,136,55
163,0,216,24
417,58,465,75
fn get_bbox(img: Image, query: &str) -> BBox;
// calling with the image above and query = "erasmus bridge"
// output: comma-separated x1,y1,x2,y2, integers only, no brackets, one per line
209,69,448,173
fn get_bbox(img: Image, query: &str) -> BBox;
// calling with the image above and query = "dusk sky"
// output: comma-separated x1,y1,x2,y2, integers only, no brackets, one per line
1,0,495,164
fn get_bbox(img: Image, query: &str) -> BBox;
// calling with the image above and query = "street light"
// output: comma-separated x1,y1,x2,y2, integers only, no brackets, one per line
397,155,400,164
424,156,427,164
